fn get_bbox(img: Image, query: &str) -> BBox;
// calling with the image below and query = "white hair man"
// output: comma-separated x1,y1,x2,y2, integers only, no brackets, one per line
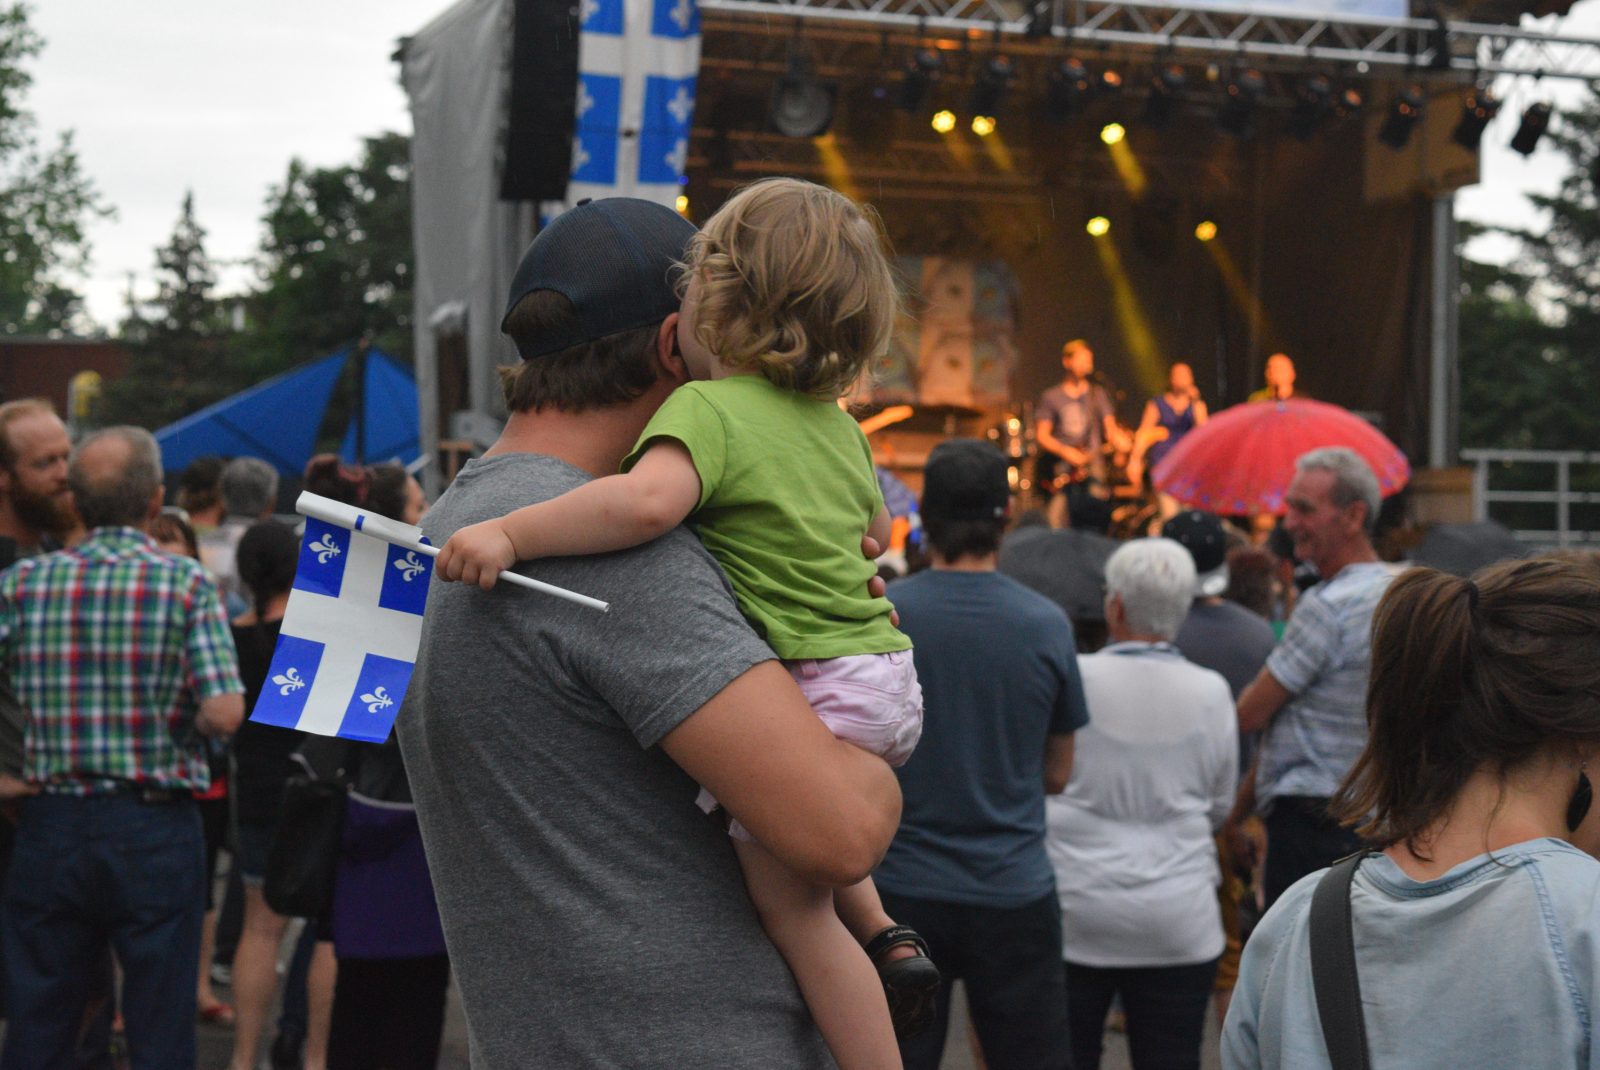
1223,446,1398,908
197,456,281,613
1046,536,1238,1070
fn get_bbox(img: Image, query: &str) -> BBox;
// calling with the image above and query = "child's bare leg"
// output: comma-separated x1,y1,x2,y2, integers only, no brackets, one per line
734,836,902,1070
835,877,916,963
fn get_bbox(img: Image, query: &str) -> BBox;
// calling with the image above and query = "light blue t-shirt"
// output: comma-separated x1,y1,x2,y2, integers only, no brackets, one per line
875,570,1090,908
1223,838,1600,1069
1258,561,1398,805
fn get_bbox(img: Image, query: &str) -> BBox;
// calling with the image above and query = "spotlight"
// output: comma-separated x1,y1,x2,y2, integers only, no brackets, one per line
972,114,997,136
1047,57,1093,121
1144,65,1186,127
768,45,837,138
1510,101,1552,156
1288,75,1333,141
1098,69,1124,97
1195,220,1218,242
931,109,957,133
1335,86,1364,117
1451,88,1501,151
1086,215,1111,237
675,194,689,215
898,48,944,113
1378,85,1424,149
1100,122,1126,145
1218,68,1266,137
969,55,1014,125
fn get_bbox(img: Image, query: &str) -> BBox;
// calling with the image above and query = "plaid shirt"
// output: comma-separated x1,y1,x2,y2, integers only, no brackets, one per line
0,527,244,796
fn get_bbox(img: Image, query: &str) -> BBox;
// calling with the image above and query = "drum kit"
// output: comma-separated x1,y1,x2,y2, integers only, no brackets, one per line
855,399,1165,539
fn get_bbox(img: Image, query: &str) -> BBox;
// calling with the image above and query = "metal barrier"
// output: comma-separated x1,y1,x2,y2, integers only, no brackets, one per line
1460,448,1600,549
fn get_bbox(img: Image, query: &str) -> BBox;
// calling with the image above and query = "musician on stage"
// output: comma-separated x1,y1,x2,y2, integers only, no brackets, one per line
1127,361,1208,520
1247,352,1300,403
1034,340,1128,501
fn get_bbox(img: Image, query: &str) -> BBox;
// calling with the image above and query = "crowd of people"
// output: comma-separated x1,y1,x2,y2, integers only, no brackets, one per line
0,176,1594,1070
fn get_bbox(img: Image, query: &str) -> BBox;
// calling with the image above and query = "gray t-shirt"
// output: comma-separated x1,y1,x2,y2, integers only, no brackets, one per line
398,452,833,1069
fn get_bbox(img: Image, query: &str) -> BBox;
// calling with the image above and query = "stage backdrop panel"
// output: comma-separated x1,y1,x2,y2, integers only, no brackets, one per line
868,257,1020,409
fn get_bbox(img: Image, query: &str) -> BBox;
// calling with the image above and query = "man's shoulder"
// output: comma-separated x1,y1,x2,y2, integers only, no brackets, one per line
1317,562,1400,611
894,569,1069,623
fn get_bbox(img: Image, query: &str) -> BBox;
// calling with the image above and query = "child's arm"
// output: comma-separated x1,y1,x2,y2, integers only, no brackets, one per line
437,441,702,590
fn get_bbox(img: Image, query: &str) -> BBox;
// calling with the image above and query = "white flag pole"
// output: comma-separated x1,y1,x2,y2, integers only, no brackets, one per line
295,492,610,614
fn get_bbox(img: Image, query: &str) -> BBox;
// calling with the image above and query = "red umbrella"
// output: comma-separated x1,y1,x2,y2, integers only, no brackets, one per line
1150,399,1410,515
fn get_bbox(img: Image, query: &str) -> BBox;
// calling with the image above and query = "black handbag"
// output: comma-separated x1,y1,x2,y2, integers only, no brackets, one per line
1309,852,1373,1070
262,739,353,918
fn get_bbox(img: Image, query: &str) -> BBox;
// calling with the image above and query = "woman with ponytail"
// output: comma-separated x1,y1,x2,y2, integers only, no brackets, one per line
1224,551,1600,1069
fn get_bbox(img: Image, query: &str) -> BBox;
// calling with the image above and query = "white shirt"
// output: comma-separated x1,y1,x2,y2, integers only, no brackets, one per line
1046,641,1238,967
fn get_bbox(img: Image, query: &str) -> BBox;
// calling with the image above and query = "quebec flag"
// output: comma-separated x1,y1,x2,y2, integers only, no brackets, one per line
548,0,699,216
249,515,433,743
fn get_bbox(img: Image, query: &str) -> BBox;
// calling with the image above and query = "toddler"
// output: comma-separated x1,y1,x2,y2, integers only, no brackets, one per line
438,178,935,1069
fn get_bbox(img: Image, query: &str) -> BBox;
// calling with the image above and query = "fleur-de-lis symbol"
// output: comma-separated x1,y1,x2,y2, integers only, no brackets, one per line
571,142,591,175
361,686,394,714
579,0,600,24
272,668,306,696
309,534,341,565
666,85,695,125
665,138,687,176
393,551,426,582
669,0,693,32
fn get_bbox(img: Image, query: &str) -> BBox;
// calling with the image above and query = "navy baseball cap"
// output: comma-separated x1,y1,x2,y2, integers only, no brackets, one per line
921,440,1011,522
501,198,696,358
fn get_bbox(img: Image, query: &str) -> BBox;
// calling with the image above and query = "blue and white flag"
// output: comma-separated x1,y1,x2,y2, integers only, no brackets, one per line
250,513,433,744
547,0,700,218
248,493,609,743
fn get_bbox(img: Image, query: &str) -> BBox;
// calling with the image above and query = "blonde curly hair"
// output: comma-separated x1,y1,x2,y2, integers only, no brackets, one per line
681,178,898,400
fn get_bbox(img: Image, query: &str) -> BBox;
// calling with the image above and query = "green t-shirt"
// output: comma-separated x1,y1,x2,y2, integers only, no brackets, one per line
623,376,909,661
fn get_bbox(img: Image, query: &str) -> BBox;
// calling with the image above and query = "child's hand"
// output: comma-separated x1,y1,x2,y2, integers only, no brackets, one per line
437,520,520,591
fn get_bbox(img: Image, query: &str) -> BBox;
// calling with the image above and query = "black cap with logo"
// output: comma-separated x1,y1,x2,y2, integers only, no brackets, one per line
1161,509,1230,598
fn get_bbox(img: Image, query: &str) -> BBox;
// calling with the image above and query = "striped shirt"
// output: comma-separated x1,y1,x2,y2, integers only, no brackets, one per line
0,527,244,796
1257,560,1398,806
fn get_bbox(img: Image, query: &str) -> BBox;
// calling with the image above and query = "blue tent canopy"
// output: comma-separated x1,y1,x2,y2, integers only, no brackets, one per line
154,347,418,478
339,350,421,467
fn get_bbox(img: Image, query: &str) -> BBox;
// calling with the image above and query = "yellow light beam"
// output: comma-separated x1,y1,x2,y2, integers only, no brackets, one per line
1205,238,1274,344
980,130,1016,173
1105,138,1147,199
1091,231,1165,396
811,132,861,203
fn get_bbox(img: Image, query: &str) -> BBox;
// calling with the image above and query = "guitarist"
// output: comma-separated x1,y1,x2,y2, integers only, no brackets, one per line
1034,339,1127,505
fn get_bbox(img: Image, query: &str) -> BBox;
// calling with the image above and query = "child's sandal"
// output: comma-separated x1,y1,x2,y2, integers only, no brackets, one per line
864,924,941,1040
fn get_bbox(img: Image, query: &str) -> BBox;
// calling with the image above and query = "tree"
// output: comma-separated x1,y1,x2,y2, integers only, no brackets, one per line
1457,85,1600,452
100,193,237,427
0,4,112,335
241,131,413,380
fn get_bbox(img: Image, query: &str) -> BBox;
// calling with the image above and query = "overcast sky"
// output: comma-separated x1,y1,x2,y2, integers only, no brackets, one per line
27,0,1600,328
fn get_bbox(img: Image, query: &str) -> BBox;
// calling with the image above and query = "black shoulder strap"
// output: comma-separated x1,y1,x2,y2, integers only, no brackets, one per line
1309,851,1372,1070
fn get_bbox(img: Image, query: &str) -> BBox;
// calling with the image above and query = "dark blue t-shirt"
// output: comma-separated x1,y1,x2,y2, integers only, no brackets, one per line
876,569,1090,907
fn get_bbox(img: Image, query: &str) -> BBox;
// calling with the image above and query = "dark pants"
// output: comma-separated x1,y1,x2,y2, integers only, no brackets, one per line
1065,958,1218,1070
327,954,450,1070
0,794,204,1070
1263,795,1363,910
879,889,1071,1070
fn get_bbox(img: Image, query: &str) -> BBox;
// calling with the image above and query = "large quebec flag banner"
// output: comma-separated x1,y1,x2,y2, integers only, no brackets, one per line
250,508,433,744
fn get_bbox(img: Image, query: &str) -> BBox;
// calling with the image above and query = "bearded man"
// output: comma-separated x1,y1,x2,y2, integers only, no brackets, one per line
0,400,76,563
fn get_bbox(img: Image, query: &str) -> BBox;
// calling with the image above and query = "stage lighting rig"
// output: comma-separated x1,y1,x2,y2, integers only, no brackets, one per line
899,48,944,113
1451,88,1500,151
769,44,837,138
972,115,997,136
1086,215,1111,237
1100,122,1126,145
1144,65,1186,127
1217,68,1266,137
1378,86,1424,149
1195,220,1218,242
1510,101,1552,156
969,55,1015,128
931,109,957,133
1288,75,1334,141
1047,58,1093,121
1336,86,1364,117
1098,69,1124,97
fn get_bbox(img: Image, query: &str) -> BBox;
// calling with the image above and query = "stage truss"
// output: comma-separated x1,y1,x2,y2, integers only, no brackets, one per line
697,0,1600,81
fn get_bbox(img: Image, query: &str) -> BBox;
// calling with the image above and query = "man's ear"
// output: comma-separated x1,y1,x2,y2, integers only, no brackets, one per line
656,313,689,385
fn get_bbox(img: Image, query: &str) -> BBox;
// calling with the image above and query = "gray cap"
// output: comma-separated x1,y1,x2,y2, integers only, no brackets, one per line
502,198,696,357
